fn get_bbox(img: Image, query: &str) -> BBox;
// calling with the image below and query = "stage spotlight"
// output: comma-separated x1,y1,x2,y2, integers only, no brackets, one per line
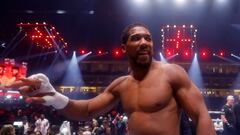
200,50,209,58
230,54,240,60
188,53,204,89
184,51,189,56
202,52,206,56
175,0,186,6
97,50,103,55
214,52,237,63
132,0,147,5
167,51,172,56
56,10,66,14
156,0,165,3
113,49,121,57
6,95,12,99
219,51,224,56
166,53,179,60
63,50,84,86
216,0,227,4
80,49,86,55
89,10,94,15
159,52,168,63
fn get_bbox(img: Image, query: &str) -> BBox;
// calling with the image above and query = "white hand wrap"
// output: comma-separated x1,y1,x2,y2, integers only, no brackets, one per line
28,73,69,109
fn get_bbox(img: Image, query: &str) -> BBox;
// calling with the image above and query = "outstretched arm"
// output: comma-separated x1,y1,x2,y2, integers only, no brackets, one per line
167,64,216,135
7,73,126,121
60,82,121,121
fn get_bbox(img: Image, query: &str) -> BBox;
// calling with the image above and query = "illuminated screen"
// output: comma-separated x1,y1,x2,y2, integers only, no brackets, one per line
161,25,197,57
0,58,27,86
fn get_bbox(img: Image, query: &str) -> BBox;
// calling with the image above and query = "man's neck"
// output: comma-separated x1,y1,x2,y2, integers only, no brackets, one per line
130,61,153,81
226,103,232,107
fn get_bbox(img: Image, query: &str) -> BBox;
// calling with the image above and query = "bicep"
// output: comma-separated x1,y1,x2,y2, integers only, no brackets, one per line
169,64,208,123
175,82,209,124
88,91,119,116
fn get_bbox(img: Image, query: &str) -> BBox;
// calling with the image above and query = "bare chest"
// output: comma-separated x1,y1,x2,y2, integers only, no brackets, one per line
119,75,173,114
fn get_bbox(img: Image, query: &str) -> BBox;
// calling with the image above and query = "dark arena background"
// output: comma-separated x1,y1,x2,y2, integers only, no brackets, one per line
0,0,240,135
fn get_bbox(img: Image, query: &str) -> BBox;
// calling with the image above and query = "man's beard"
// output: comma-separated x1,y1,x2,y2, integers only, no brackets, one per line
133,54,152,68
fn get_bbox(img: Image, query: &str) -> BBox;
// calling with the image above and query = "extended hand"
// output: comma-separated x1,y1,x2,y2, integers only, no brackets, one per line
6,73,69,109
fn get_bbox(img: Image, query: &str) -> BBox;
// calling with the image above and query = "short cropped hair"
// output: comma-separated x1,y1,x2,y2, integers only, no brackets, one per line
121,22,150,44
227,95,234,100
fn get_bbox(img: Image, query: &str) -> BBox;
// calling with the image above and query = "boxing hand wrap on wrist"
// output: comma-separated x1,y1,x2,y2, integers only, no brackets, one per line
28,73,69,109
42,92,69,109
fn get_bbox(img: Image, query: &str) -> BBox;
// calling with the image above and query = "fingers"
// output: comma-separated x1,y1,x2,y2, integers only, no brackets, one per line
5,77,41,89
5,80,25,89
19,86,33,95
24,92,55,104
20,78,41,87
25,96,45,104
34,92,55,97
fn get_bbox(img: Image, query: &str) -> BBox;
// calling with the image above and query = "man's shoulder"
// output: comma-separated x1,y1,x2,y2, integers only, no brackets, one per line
153,61,183,71
107,75,129,92
114,75,129,84
222,104,230,110
157,62,187,79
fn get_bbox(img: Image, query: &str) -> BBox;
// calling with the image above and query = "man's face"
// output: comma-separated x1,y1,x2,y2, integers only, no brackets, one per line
227,98,234,106
122,26,153,67
12,68,19,76
41,114,45,119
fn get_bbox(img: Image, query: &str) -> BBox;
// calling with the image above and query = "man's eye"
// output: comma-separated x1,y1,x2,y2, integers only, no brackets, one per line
131,35,141,41
144,36,152,41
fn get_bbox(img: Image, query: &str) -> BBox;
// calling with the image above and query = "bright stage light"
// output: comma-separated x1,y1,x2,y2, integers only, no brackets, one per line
175,0,186,6
188,53,204,89
132,0,147,5
97,50,102,55
196,0,205,3
167,52,172,56
115,50,120,55
159,52,168,63
216,0,227,4
113,49,121,57
219,51,224,56
56,10,67,14
194,53,197,57
80,49,86,54
6,95,12,99
200,50,209,58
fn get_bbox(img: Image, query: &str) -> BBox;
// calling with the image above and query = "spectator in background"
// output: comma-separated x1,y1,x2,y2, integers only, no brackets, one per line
234,94,240,135
221,95,236,135
0,124,16,135
0,66,3,86
12,67,19,81
48,125,60,135
34,115,41,133
23,117,30,135
39,114,49,135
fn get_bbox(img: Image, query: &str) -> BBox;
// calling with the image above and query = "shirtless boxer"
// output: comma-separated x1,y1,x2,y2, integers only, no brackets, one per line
7,23,216,135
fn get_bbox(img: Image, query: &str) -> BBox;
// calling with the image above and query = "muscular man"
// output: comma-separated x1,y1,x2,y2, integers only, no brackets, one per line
7,23,216,135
